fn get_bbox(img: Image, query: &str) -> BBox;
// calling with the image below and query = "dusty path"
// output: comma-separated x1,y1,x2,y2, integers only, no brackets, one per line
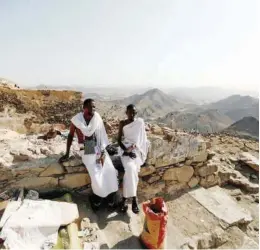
74,186,259,249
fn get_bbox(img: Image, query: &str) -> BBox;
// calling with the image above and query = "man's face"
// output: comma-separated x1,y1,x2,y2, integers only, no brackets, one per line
126,106,137,120
84,101,96,115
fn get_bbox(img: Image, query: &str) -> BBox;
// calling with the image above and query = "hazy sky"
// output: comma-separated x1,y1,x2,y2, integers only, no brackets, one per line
0,0,259,91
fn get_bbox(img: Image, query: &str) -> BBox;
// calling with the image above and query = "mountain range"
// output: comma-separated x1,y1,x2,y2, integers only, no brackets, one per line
1,77,259,137
26,83,258,104
96,88,258,136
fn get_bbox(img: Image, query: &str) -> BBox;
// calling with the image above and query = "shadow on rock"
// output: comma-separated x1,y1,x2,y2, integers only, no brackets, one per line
111,235,144,249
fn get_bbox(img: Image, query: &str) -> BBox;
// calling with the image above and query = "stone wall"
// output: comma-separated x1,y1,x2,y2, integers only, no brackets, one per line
1,132,220,200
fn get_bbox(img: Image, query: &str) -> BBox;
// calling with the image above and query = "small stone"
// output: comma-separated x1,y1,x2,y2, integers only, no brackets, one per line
188,177,200,188
69,158,83,167
13,154,29,162
254,197,259,203
212,228,228,247
230,189,242,196
250,174,258,180
139,166,156,177
229,156,237,163
147,176,161,184
185,160,193,165
62,161,70,167
253,226,259,232
206,142,211,149
196,232,214,249
207,151,215,160
236,196,241,201
40,147,51,155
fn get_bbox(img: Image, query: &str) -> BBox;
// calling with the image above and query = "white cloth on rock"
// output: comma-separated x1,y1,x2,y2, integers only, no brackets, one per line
119,118,149,198
0,199,78,250
71,112,118,198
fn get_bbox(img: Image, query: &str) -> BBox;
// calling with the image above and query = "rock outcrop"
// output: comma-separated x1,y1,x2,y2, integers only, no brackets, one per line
0,85,82,133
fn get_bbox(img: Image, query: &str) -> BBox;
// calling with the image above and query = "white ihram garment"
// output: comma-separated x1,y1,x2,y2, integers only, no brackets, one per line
71,112,118,198
120,118,149,198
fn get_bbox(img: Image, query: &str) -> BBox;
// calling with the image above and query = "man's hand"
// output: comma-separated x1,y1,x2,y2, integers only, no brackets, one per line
129,152,136,159
96,154,106,166
123,151,136,159
59,154,69,163
126,144,136,153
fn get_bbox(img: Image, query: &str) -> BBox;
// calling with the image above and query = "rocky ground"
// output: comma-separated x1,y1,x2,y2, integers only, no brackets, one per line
0,123,259,249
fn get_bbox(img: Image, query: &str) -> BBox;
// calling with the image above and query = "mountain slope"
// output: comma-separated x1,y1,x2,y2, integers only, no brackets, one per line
223,116,259,139
157,109,233,134
207,95,259,121
167,86,258,104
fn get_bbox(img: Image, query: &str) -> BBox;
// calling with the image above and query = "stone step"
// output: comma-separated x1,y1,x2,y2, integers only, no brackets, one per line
189,186,252,228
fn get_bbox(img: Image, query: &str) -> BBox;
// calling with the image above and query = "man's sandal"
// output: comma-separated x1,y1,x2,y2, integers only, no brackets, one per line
132,200,139,214
89,196,101,212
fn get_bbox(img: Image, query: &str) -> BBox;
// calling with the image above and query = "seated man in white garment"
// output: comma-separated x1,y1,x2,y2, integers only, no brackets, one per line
59,99,118,211
117,104,149,213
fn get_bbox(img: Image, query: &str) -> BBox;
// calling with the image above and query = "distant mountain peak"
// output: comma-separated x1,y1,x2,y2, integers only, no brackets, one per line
223,116,259,139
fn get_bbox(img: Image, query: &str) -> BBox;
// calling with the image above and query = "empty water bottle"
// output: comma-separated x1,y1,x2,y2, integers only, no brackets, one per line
25,190,39,200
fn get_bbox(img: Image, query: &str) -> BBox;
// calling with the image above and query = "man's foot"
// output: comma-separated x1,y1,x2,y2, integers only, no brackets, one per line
119,198,128,213
132,197,139,214
107,202,117,212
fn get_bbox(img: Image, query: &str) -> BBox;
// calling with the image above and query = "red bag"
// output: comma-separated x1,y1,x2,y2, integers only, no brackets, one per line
140,197,168,249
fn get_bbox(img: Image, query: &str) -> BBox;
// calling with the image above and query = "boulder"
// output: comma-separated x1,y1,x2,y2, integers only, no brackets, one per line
190,228,227,249
151,124,163,135
192,152,208,163
139,166,156,177
138,181,165,201
0,170,13,181
200,174,219,188
240,152,259,172
40,163,65,177
155,156,185,168
59,173,91,188
148,134,207,168
68,158,83,167
12,154,29,162
163,166,194,183
229,176,259,193
13,177,58,190
197,163,218,177
65,166,86,174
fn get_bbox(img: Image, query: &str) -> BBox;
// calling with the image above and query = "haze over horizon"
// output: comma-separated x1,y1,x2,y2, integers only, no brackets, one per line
0,0,259,92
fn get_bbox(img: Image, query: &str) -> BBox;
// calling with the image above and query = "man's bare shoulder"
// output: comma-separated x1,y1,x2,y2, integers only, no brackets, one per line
119,119,128,127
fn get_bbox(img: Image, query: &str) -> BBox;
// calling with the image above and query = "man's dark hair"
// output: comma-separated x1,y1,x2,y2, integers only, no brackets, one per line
83,98,94,108
126,104,136,111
